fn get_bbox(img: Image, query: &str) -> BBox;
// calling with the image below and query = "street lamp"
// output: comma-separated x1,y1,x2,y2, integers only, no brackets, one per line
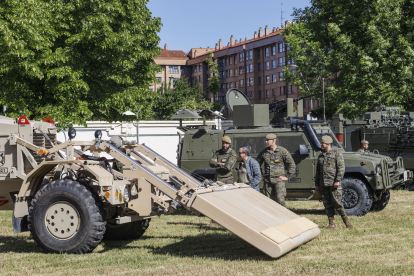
122,106,143,144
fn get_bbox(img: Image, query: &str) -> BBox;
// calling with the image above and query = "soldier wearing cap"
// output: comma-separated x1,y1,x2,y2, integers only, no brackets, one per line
256,133,296,207
315,135,353,229
357,140,369,153
209,136,237,184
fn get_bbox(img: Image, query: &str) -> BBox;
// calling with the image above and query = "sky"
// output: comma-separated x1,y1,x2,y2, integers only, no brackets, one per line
147,0,311,53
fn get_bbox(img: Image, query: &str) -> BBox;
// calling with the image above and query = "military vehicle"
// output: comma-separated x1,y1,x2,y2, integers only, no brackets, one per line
333,107,414,181
175,89,413,216
0,115,320,258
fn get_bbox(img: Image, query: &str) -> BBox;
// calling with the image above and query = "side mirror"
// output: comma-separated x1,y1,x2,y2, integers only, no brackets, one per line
299,144,309,155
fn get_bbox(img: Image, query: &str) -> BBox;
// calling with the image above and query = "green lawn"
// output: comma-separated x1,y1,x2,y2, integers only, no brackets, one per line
1,190,414,275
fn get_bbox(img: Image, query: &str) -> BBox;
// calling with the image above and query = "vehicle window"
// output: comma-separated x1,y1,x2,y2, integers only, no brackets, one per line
315,132,342,149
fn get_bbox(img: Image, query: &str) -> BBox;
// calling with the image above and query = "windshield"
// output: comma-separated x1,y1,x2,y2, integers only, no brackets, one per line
315,132,343,150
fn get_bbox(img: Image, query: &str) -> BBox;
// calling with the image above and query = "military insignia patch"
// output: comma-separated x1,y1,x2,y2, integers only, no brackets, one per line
221,158,226,163
274,159,279,163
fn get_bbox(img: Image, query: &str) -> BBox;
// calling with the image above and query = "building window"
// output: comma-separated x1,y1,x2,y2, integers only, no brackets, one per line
194,65,197,73
169,77,179,83
280,86,285,95
199,76,202,82
279,72,284,81
278,42,285,53
235,68,238,76
265,48,269,57
246,77,253,86
266,75,270,84
246,64,253,73
259,90,262,99
230,57,233,65
303,100,306,108
199,64,202,72
288,85,292,94
156,77,162,82
266,61,270,70
278,57,285,66
218,71,224,78
258,63,261,72
266,90,270,98
180,66,185,74
226,83,228,90
169,66,179,74
272,60,276,69
218,59,225,67
220,84,224,91
229,82,233,88
287,58,295,65
240,79,245,87
272,88,276,97
272,46,276,55
225,70,228,78
235,81,238,88
257,49,260,58
249,50,253,60
272,74,277,83
286,44,290,51
249,91,252,99
239,66,244,74
149,88,153,92
239,52,244,62
230,69,233,77
258,77,261,85
225,58,228,66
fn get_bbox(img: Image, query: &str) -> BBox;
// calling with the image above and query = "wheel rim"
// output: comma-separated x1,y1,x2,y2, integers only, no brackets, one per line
342,188,359,209
45,202,80,240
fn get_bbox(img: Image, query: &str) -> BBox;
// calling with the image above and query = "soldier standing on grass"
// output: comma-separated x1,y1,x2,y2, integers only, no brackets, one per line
256,134,296,207
356,140,369,153
315,135,353,229
209,136,237,184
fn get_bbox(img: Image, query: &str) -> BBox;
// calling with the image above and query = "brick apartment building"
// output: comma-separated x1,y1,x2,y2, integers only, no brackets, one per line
151,22,317,118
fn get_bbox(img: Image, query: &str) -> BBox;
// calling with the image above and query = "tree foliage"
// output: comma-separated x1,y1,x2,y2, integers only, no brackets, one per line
283,0,414,119
153,77,212,120
206,52,220,97
0,0,161,127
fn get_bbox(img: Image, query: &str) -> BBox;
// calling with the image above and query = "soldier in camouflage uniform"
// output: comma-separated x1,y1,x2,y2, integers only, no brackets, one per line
315,135,353,229
256,134,296,207
356,140,369,153
209,136,237,184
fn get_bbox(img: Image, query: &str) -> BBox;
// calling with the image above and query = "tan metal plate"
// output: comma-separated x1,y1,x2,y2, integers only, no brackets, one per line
260,227,290,244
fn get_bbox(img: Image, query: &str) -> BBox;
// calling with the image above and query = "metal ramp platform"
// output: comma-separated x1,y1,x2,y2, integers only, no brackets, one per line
100,142,320,258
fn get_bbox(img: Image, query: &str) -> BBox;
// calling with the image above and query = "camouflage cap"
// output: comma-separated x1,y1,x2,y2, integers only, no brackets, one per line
222,136,231,144
361,139,369,144
321,135,333,144
265,134,277,140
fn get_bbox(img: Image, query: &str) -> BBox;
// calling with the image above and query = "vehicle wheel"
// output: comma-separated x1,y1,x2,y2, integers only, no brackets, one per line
341,177,373,216
103,219,151,240
370,190,390,211
28,179,106,253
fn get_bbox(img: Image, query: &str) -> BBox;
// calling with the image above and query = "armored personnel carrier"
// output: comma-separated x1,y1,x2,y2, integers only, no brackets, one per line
333,107,414,190
175,89,412,216
0,115,320,258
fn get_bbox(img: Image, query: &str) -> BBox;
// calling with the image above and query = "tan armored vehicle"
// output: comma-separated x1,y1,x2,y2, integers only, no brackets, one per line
0,115,319,258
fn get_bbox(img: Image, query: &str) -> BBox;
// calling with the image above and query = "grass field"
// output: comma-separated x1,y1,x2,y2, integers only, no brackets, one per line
1,190,414,275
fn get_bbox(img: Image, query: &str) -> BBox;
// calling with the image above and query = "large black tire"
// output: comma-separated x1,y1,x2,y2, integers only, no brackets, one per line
28,179,106,253
103,219,151,240
341,177,373,216
370,190,391,211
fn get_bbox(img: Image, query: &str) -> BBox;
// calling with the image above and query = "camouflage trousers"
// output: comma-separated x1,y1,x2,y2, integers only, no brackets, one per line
216,176,234,185
319,185,346,217
263,179,286,207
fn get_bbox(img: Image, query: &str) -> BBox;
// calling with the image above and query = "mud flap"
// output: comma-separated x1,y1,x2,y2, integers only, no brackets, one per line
13,209,29,234
189,184,320,258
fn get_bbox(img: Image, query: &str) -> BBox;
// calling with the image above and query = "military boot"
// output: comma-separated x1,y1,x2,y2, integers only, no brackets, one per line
341,215,353,229
325,217,336,229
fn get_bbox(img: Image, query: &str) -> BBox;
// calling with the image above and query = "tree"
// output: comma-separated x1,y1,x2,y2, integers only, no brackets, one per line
153,77,212,120
0,0,161,127
206,52,220,97
283,0,414,119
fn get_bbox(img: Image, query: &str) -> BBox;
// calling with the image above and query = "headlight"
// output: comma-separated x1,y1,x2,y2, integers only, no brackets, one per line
123,187,130,202
375,164,382,175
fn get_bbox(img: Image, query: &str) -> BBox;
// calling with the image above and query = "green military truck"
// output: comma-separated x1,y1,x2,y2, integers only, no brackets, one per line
332,107,414,190
174,89,413,216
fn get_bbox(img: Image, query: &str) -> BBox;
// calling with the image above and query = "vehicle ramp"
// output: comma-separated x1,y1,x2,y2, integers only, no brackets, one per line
102,142,320,258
